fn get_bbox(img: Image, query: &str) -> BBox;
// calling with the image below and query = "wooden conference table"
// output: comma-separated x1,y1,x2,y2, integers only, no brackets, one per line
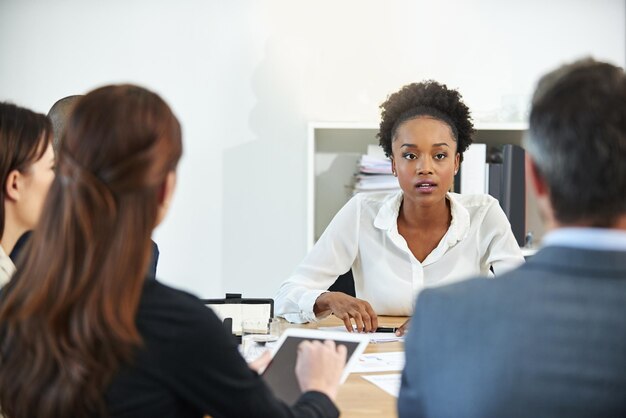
206,316,407,418
297,315,407,418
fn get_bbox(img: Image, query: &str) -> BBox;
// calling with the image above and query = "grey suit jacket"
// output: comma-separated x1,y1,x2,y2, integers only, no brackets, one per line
398,246,626,418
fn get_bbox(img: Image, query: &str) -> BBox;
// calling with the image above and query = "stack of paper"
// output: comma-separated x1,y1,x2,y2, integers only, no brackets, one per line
353,147,400,194
353,174,399,193
359,155,394,174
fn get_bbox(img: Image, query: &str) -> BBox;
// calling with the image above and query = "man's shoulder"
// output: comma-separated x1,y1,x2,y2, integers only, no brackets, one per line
418,275,493,306
417,266,532,313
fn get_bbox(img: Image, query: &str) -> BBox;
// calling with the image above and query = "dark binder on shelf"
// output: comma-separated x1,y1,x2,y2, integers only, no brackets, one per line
487,144,526,246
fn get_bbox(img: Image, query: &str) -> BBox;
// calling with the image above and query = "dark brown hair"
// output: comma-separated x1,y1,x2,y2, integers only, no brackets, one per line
0,103,52,239
0,85,182,417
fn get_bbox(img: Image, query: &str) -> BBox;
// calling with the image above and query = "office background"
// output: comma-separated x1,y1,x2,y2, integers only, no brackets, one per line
0,0,624,298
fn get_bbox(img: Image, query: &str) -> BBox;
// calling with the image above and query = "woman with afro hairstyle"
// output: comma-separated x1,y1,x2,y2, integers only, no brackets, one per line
276,81,524,335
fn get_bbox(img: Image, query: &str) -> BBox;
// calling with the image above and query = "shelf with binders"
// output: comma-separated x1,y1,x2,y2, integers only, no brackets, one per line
307,122,544,252
455,143,527,247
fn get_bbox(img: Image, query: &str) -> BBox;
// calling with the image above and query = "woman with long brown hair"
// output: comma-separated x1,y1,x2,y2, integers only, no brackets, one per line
0,85,346,418
0,103,55,286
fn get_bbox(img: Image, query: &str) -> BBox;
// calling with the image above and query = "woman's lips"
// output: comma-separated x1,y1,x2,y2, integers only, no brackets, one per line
415,181,437,193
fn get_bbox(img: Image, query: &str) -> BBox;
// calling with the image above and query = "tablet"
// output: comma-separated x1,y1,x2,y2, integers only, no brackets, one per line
261,328,370,405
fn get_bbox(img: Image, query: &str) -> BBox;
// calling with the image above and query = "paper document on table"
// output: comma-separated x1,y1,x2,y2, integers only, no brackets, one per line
350,351,405,373
318,326,404,343
361,374,401,398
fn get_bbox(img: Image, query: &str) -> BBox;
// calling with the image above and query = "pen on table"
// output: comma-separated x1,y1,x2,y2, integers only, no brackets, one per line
375,327,398,333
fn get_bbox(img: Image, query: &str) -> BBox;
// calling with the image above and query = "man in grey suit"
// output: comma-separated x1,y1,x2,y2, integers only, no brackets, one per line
398,58,626,418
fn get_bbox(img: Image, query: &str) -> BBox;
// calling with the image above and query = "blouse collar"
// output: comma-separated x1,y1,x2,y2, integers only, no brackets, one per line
374,191,470,246
0,244,16,287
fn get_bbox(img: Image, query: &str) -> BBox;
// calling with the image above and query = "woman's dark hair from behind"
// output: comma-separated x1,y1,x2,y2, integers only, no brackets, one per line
0,85,182,418
0,103,52,239
377,80,474,162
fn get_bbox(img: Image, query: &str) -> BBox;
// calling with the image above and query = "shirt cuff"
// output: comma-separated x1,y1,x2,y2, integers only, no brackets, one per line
281,290,329,323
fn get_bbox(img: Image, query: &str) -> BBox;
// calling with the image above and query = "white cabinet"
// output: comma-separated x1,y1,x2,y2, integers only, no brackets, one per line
307,122,542,250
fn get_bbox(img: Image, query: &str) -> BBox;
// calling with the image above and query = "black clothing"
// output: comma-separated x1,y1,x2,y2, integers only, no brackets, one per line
9,231,160,279
8,230,31,262
106,278,339,418
146,241,159,279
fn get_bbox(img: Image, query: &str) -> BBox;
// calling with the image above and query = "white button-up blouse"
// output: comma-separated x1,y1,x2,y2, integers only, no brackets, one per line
275,191,525,323
0,244,16,288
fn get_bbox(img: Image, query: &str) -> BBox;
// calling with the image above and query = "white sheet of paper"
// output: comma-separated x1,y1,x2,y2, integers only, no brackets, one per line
318,326,405,343
361,374,402,398
350,351,405,373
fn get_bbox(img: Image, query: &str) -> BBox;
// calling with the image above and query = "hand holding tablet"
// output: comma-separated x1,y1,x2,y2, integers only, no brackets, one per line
261,328,370,404
295,340,347,400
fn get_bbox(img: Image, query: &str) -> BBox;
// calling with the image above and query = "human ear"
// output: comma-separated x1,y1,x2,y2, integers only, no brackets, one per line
525,154,558,229
5,170,21,202
525,155,548,197
390,157,397,176
454,153,460,175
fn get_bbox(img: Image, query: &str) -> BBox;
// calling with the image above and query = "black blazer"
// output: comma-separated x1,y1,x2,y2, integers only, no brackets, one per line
10,231,160,279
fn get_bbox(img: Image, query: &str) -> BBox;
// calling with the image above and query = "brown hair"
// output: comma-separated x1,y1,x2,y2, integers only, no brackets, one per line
0,103,52,239
0,85,182,417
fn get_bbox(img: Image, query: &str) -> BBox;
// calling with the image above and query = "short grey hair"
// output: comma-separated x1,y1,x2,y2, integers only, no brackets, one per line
523,58,626,226
47,95,82,150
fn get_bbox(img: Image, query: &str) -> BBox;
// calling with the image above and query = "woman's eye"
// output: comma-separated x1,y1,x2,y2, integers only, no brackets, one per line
403,153,417,160
434,153,447,160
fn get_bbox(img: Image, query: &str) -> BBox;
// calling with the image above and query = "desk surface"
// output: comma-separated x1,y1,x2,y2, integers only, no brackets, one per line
206,316,406,418
298,316,406,418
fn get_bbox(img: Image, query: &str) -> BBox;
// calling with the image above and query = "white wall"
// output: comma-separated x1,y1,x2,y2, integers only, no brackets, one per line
1,0,624,298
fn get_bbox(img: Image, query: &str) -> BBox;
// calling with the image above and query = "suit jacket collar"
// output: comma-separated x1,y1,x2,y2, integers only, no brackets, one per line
529,245,626,276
